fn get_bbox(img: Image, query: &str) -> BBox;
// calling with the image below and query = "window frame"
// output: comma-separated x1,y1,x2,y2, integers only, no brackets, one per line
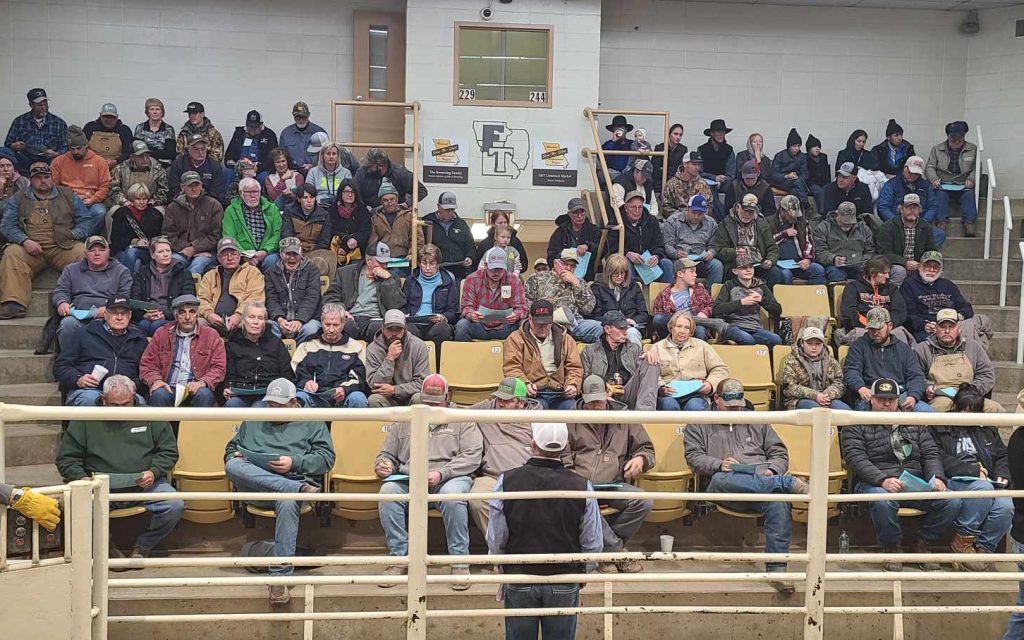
452,22,553,109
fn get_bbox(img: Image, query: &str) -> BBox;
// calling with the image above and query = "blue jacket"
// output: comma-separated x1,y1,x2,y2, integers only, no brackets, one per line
877,174,937,222
768,149,809,189
53,320,148,392
402,268,459,324
278,122,327,169
899,271,973,340
843,334,927,402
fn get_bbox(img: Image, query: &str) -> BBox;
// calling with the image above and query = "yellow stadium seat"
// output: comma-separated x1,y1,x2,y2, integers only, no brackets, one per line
774,284,830,318
647,282,669,315
772,423,845,521
711,344,774,410
110,506,147,519
898,508,926,517
440,341,505,405
282,338,297,356
320,275,330,295
192,272,200,286
836,345,848,365
831,284,846,324
638,423,693,523
772,344,792,409
716,505,762,519
710,282,721,299
423,341,438,374
173,420,240,524
329,420,391,520
245,503,314,519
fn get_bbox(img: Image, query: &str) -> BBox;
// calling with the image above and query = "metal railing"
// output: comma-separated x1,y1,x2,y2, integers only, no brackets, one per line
1017,240,1024,365
1000,196,1014,307
3,404,1024,640
975,125,984,214
984,156,998,260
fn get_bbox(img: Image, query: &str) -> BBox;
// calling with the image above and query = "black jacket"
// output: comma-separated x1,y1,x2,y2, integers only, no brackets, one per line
110,206,164,255
839,277,907,330
607,210,667,259
807,153,832,187
876,216,938,267
402,268,460,324
822,180,873,215
167,154,226,204
546,213,601,280
842,423,945,486
130,260,196,321
83,118,135,165
932,425,1009,481
652,141,687,190
265,259,322,324
318,184,372,255
354,161,428,209
223,328,294,391
53,321,148,392
224,125,279,171
872,140,915,176
836,132,880,172
724,177,777,216
589,279,650,327
474,227,529,271
1007,429,1024,543
697,140,735,179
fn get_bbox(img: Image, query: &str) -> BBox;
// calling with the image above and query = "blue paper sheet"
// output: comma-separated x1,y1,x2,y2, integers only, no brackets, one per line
238,448,285,472
593,482,624,490
898,470,936,493
668,379,703,398
936,387,958,398
687,253,705,261
776,259,800,270
573,252,592,278
940,183,966,192
634,251,663,285
382,474,410,483
69,306,97,321
704,178,718,186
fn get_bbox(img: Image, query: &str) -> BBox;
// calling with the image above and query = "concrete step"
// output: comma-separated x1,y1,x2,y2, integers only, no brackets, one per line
959,281,1020,307
985,332,1019,362
974,304,1020,328
940,236,1009,258
3,463,61,486
991,361,1024,393
0,350,54,385
26,289,53,317
0,382,61,405
943,257,1022,281
0,316,47,349
3,422,62,468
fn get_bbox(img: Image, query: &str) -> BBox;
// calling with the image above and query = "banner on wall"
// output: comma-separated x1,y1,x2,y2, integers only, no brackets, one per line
422,135,469,184
532,140,578,187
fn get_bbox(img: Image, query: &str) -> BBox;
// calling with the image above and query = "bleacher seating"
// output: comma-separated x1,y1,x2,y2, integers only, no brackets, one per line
711,345,775,410
637,423,693,523
172,420,240,524
328,421,391,521
439,341,505,405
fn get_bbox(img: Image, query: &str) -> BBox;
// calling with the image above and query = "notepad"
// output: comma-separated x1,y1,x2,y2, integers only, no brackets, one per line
69,306,97,321
405,315,436,325
940,183,966,192
573,252,592,279
688,254,705,262
382,474,410,483
129,299,160,312
634,251,663,285
593,482,624,490
935,387,957,398
704,178,718,186
385,258,411,269
898,470,936,493
668,379,703,398
102,473,144,489
951,476,985,483
776,259,800,270
238,448,284,472
730,464,761,475
229,387,268,397
174,383,191,407
477,306,512,323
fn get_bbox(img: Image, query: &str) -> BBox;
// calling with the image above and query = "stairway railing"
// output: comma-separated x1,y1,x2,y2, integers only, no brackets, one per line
975,125,984,214
999,196,1014,307
983,157,997,260
1017,241,1024,365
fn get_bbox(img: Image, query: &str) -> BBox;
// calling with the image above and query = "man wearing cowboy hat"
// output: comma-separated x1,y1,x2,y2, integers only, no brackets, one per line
697,119,736,220
601,115,633,178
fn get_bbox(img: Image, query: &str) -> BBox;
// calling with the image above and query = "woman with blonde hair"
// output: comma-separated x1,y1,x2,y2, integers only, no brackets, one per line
590,253,649,344
735,132,771,181
306,141,352,206
110,183,163,273
132,98,177,167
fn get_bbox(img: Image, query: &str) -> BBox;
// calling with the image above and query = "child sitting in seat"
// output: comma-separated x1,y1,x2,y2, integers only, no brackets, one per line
713,253,782,346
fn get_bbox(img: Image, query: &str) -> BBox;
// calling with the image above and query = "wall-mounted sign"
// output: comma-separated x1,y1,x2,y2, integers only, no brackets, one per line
532,140,578,187
472,121,531,179
422,136,469,184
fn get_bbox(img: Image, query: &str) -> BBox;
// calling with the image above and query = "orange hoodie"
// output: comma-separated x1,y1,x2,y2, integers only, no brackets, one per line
50,149,110,205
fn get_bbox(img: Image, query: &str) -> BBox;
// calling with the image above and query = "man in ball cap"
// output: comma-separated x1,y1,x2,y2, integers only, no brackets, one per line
900,250,986,345
455,246,528,341
265,236,323,344
841,377,959,572
364,309,432,408
503,299,584,410
524,247,601,343
167,131,226,204
224,376,334,605
175,101,224,161
3,88,68,170
52,234,132,348
913,308,1001,413
546,196,600,280
766,194,826,285
822,161,873,217
607,189,675,283
377,374,483,589
843,307,933,412
812,201,876,283
663,150,713,219
107,139,169,210
662,193,724,285
725,159,777,217
877,155,943,242
487,421,602,638
422,192,475,279
163,169,225,275
322,241,406,341
225,109,278,178
926,121,978,236
877,192,940,287
581,310,660,410
82,102,134,168
712,192,784,286
50,124,111,233
279,101,328,173
196,236,266,336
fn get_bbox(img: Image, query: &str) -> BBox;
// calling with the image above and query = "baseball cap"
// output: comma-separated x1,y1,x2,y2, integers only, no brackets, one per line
741,160,758,179
624,189,646,203
86,235,109,249
946,121,969,136
131,140,150,156
28,162,51,177
581,375,608,403
799,326,825,342
865,306,891,329
530,299,554,324
688,194,709,213
180,171,202,186
905,156,925,175
369,242,391,262
483,247,508,270
279,236,303,254
871,378,900,399
780,195,802,215
567,197,586,213
532,422,569,452
100,102,118,116
936,308,959,325
383,309,406,328
263,377,297,405
558,248,579,264
420,373,449,405
438,192,457,209
837,201,858,222
683,150,703,164
245,110,262,126
184,101,205,114
533,257,549,269
734,253,757,268
217,237,240,254
493,376,528,400
719,379,746,407
292,101,310,116
172,294,200,309
307,131,330,154
27,88,47,104
921,250,943,265
601,310,629,329
741,193,759,210
105,296,131,311
186,133,207,147
837,162,856,177
902,193,921,206
674,257,699,272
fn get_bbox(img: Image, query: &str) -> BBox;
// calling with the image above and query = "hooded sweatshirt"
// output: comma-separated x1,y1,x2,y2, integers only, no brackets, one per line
900,272,973,337
469,396,543,478
839,276,907,330
843,334,927,401
546,212,601,279
835,130,879,172
305,145,353,206
376,412,483,482
779,340,845,409
176,117,225,161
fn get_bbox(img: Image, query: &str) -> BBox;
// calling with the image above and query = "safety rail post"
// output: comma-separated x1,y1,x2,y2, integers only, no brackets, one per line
984,158,996,260
406,403,431,640
1000,196,1014,307
581,149,623,255
1018,241,1024,364
69,479,94,640
975,125,984,213
802,409,830,640
92,475,110,640
0,407,6,484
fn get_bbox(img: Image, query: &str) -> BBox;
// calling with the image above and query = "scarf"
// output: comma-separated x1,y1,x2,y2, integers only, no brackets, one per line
337,204,355,220
890,426,912,462
734,214,758,259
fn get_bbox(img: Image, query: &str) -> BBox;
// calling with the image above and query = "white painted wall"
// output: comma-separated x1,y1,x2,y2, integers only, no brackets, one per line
966,5,1024,197
405,0,602,223
0,0,402,149
599,0,970,178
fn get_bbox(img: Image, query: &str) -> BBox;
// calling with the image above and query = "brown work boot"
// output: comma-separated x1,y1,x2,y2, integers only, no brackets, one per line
951,533,988,571
882,545,902,572
269,585,291,605
914,537,942,571
971,545,995,571
964,221,977,237
378,565,407,588
0,302,26,320
596,562,618,574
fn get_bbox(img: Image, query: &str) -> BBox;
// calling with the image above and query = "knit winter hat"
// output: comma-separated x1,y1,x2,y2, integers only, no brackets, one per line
67,125,88,148
377,178,398,199
786,128,802,148
885,119,904,137
806,134,822,152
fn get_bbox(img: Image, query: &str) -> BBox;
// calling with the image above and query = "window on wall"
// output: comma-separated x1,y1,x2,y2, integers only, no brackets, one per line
454,23,552,108
368,25,389,100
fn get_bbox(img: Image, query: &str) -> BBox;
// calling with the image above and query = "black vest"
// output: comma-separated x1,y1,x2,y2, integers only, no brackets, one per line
501,457,589,575
698,140,734,176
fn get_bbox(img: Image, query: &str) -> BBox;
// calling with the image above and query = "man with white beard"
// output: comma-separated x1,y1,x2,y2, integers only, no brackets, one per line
900,251,989,346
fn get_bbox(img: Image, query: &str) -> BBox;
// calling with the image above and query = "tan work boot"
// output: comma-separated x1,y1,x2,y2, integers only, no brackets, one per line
971,545,995,571
378,565,407,588
951,533,988,571
269,585,291,605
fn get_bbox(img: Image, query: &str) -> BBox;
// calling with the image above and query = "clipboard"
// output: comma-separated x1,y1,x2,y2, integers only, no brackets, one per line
776,259,800,270
940,183,966,192
478,306,512,323
729,463,762,475
229,387,268,397
101,472,144,489
593,482,624,490
668,380,703,398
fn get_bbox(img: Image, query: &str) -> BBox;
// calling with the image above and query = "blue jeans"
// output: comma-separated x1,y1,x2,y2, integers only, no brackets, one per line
756,265,785,287
297,389,368,408
110,479,184,553
268,319,322,344
149,386,217,407
67,389,145,406
535,390,577,411
854,394,934,413
379,477,472,563
454,319,517,342
697,258,725,285
707,471,794,570
795,398,851,410
657,395,710,411
137,318,169,336
504,583,580,640
86,203,108,234
224,397,268,408
225,457,307,576
1003,537,1024,639
115,246,151,274
810,184,826,216
824,264,858,283
935,187,978,223
173,253,216,276
568,318,603,344
722,326,782,346
778,262,826,285
948,478,1014,552
57,316,91,350
854,482,961,546
630,258,675,284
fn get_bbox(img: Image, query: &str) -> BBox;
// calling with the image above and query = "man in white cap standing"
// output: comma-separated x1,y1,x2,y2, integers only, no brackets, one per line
225,377,334,605
487,421,603,640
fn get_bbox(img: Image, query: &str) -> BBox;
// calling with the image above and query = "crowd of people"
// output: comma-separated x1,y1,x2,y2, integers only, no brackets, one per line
3,90,1022,635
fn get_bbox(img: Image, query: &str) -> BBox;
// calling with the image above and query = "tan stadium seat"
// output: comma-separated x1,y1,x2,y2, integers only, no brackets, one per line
110,506,147,519
423,340,438,374
320,275,330,295
772,423,845,521
712,344,774,410
173,420,240,524
329,420,391,521
245,503,314,520
638,423,693,523
282,338,297,357
440,341,505,405
836,345,849,365
647,282,669,315
774,284,830,318
831,283,846,325
772,344,792,409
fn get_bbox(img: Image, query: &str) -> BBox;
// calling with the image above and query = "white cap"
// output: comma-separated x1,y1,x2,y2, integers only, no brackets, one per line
532,422,569,452
484,247,508,270
307,131,330,153
262,378,297,405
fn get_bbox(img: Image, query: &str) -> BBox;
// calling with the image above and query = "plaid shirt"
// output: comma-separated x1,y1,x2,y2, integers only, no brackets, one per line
4,112,68,153
902,224,917,261
460,269,528,328
946,146,962,176
242,203,267,246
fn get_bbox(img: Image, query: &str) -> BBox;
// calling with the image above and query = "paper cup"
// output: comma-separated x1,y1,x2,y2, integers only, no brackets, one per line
660,534,674,553
91,365,109,380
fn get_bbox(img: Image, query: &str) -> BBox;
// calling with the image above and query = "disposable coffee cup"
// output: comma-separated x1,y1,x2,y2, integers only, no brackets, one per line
660,534,674,553
91,365,109,380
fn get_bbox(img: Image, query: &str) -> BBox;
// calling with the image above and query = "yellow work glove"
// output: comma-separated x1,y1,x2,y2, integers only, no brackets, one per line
11,488,61,531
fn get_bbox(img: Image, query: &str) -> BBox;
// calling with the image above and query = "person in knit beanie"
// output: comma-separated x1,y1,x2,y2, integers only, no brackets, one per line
872,118,915,177
768,128,810,209
805,134,831,215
